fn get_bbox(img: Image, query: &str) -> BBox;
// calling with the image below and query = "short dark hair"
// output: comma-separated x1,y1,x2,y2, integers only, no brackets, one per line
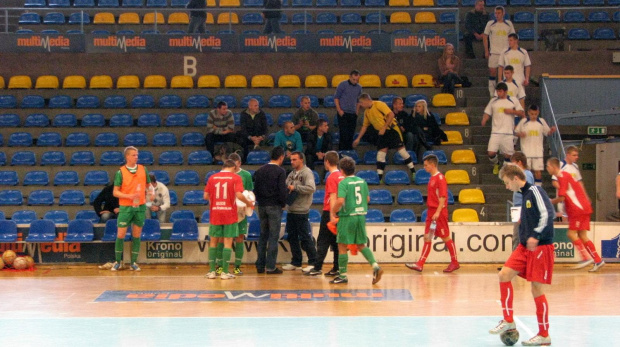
216,101,227,109
291,151,305,162
499,164,525,181
325,151,339,166
392,96,403,107
510,151,528,169
223,159,236,168
565,145,579,155
271,146,285,160
504,65,514,72
357,93,372,102
317,119,328,127
547,157,561,168
340,156,356,176
423,154,438,166
228,152,242,163
495,5,505,12
508,33,519,40
496,82,508,91
528,104,539,112
148,173,157,183
350,69,360,76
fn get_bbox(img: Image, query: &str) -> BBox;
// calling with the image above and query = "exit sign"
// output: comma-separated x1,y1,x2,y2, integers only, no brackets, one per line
587,126,607,135
582,163,596,170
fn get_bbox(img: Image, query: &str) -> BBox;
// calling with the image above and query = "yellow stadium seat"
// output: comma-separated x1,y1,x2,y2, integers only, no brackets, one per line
458,189,485,204
144,12,164,24
62,75,86,89
168,12,190,24
117,75,140,89
217,12,239,24
118,12,140,25
219,0,241,6
359,74,382,88
144,75,167,89
93,12,115,24
390,12,412,24
207,0,216,6
89,75,113,89
413,0,434,6
450,149,477,164
389,0,410,6
445,112,469,125
442,131,463,145
412,74,434,87
415,12,437,23
0,77,4,89
445,170,470,185
304,75,328,88
385,74,408,88
8,76,32,89
197,75,221,88
331,74,349,88
452,208,479,222
278,75,301,88
35,75,59,89
251,75,275,88
224,75,248,88
171,75,194,89
432,93,456,107
205,13,214,24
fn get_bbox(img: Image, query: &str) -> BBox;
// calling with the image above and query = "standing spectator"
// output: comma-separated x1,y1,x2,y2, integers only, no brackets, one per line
483,6,515,97
254,147,288,274
274,121,303,158
205,101,236,160
186,0,206,34
412,100,446,161
334,70,362,150
304,151,343,277
437,43,462,94
496,66,526,109
263,0,282,34
498,33,532,87
509,152,535,251
491,164,555,347
146,173,170,223
515,105,556,185
93,183,119,223
464,0,489,59
238,98,268,161
282,152,318,272
292,96,319,143
305,119,333,170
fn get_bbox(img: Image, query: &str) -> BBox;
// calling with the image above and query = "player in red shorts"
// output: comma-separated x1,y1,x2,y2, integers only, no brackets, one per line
405,154,459,273
490,164,555,346
546,157,605,272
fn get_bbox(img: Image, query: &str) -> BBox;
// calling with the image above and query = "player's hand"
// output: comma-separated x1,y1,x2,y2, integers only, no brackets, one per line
549,126,557,134
432,212,440,221
288,185,295,192
484,51,489,59
523,80,530,87
113,208,119,214
378,128,386,136
100,210,110,215
481,119,487,126
337,109,344,117
352,139,360,148
516,132,526,138
474,33,482,40
526,237,539,251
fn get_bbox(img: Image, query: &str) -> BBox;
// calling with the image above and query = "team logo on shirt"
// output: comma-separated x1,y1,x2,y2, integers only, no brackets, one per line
525,200,532,209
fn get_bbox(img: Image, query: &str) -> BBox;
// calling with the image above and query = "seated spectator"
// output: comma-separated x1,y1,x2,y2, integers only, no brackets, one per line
292,96,319,143
438,43,462,94
146,173,170,223
93,183,119,223
305,119,333,170
274,121,303,158
394,96,420,153
205,101,236,160
412,100,447,159
239,98,268,161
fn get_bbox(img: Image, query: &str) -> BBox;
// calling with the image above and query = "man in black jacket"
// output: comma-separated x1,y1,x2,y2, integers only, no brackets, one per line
263,0,282,34
93,183,120,223
187,0,207,34
464,0,489,59
238,98,268,161
305,119,333,170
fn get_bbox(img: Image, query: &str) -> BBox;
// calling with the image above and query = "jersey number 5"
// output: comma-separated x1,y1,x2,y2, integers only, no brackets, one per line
355,186,362,205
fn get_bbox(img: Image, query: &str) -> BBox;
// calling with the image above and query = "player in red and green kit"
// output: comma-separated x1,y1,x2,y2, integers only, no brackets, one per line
330,156,383,284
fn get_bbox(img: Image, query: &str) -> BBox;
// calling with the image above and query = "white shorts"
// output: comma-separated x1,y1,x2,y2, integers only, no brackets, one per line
487,134,514,155
527,157,544,171
488,54,500,69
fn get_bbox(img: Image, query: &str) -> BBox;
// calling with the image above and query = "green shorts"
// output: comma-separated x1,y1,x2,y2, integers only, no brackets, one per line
117,206,146,228
336,215,367,245
237,219,247,236
210,223,238,238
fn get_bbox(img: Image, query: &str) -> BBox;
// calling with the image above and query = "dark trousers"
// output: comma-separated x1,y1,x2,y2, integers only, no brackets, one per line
188,16,206,34
338,112,357,150
285,213,317,267
464,33,477,56
256,205,283,271
263,17,282,34
440,73,461,94
205,133,235,157
314,211,339,272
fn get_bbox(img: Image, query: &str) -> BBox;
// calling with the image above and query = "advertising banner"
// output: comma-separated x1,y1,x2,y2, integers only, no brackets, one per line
0,34,85,53
391,32,457,53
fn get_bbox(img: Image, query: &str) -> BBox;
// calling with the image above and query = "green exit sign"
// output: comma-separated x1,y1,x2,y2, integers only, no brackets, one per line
587,126,607,135
582,163,596,170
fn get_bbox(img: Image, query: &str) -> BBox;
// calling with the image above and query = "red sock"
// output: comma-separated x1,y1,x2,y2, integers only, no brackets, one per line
418,242,431,266
534,295,549,337
584,241,602,263
572,239,590,261
499,281,514,323
445,239,458,264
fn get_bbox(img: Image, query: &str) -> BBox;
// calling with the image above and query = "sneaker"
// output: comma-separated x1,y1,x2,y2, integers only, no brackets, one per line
215,266,223,275
129,262,141,271
588,261,605,272
372,267,384,285
330,276,348,284
405,263,423,272
98,262,115,270
489,320,516,335
110,262,121,272
304,269,323,276
301,265,314,272
205,271,217,279
573,259,594,269
521,334,551,346
233,267,243,275
266,268,283,274
325,269,339,277
493,163,500,175
443,262,460,273
282,264,301,271
220,273,236,280
256,268,265,274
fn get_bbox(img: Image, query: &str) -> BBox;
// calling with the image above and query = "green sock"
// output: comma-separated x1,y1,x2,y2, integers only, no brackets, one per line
234,242,244,267
131,237,141,264
222,248,232,274
360,247,379,269
216,242,224,267
115,238,123,262
208,247,217,272
338,253,348,277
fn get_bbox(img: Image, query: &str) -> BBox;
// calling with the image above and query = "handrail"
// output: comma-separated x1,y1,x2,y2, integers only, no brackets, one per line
540,76,565,161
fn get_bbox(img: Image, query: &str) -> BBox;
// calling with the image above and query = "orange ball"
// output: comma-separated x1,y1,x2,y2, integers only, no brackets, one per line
2,250,17,266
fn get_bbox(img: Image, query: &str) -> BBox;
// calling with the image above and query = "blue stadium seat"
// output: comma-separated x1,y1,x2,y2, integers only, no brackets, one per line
439,12,456,24
356,170,380,185
308,209,321,223
140,219,161,241
104,95,127,108
341,0,361,5
186,95,209,109
393,29,413,35
138,150,154,165
25,0,46,7
138,113,162,127
317,0,337,5
365,209,384,223
296,95,319,108
269,95,292,108
41,151,66,166
0,96,17,109
159,95,182,108
11,210,36,224
341,13,362,24
152,132,177,146
277,113,293,126
240,95,265,108
243,13,264,24
582,0,604,4
558,0,579,4
338,150,360,163
76,95,100,108
397,189,424,205
447,189,454,204
615,11,620,22
100,151,124,165
59,189,85,205
124,132,148,146
422,150,447,164
518,28,534,41
123,0,144,6
89,189,101,205
54,171,79,185
265,113,275,127
244,0,264,6
84,170,109,185
509,0,531,4
68,12,90,24
150,170,170,185
318,29,336,35
43,210,69,224
243,30,262,35
37,132,62,147
390,209,416,223
366,12,387,24
311,170,320,185
292,0,312,5
28,190,54,206
405,94,430,108
75,210,99,223
182,132,205,146
0,114,20,127
19,13,41,24
110,113,133,127
25,113,49,127
437,0,457,5
95,132,120,146
52,113,77,127
588,11,610,23
9,132,34,147
183,190,207,205
364,150,377,164
165,113,189,126
82,113,105,127
0,152,5,166
0,171,18,185
312,190,325,205
367,29,387,34
65,132,90,146
292,13,313,24
10,151,36,165
513,11,535,23
102,219,121,241
42,29,61,34
158,151,183,166
593,28,616,39
188,150,213,165
131,95,156,108
316,12,337,24
21,96,45,109
23,171,49,186
418,29,437,37
116,30,135,35
369,189,392,205
393,150,418,165
384,170,410,185
99,0,120,6
563,11,585,23
43,12,66,25
49,95,72,109
141,30,161,35
174,170,200,185
193,113,208,126
414,169,431,185
533,0,553,4
169,210,196,223
568,28,590,40
342,29,361,35
65,219,94,242
246,150,270,165
170,219,198,240
539,11,560,23
365,0,385,5
147,0,167,6
214,95,237,108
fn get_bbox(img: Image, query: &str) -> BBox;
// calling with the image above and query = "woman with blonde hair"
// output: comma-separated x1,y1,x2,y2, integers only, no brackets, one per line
412,100,447,159
438,43,462,94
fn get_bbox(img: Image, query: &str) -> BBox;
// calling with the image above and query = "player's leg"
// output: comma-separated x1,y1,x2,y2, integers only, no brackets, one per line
487,135,501,174
112,209,132,271
233,219,247,275
500,136,515,173
220,228,236,279
396,145,416,179
531,158,544,186
206,227,221,278
283,214,302,270
297,217,317,271
524,281,551,345
440,236,460,272
567,228,592,267
405,215,433,271
307,211,331,276
577,229,605,271
129,223,143,271
331,217,353,284
376,148,388,181
357,243,383,284
490,245,525,335
522,244,554,346
488,55,498,97
215,240,224,274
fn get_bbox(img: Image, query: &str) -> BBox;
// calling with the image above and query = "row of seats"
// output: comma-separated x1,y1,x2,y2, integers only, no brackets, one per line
0,170,109,186
518,26,619,40
0,209,98,225
519,10,619,23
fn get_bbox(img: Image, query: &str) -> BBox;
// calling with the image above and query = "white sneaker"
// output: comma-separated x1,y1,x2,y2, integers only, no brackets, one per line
489,320,516,335
205,271,217,279
573,259,594,269
521,334,551,346
282,264,301,271
220,273,236,280
588,261,605,272
301,265,314,272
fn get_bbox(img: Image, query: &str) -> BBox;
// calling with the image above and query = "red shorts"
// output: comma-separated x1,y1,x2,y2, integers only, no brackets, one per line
568,213,590,231
425,208,450,238
504,244,555,285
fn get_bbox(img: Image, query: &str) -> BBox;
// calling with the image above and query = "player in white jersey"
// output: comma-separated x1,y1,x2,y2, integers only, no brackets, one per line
482,82,525,175
551,145,587,218
494,66,526,109
498,33,531,87
483,6,516,97
515,105,556,185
